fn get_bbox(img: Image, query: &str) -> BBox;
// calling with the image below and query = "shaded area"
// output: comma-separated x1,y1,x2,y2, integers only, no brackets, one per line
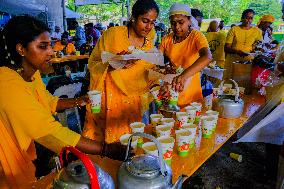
184,137,277,189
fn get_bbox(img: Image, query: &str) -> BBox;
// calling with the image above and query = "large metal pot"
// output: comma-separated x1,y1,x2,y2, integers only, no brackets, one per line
213,79,244,118
53,146,114,189
118,133,187,189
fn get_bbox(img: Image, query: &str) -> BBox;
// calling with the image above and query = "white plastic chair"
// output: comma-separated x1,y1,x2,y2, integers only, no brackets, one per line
53,82,83,133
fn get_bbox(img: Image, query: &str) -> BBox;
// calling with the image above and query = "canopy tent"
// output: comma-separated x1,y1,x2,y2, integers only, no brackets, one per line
74,0,130,18
0,0,46,16
74,0,121,6
65,7,81,19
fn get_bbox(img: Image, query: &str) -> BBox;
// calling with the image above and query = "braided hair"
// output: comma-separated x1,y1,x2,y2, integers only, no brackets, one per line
0,15,50,69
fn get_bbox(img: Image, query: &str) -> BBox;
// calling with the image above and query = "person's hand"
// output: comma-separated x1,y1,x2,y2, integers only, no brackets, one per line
277,62,284,76
236,50,249,57
158,82,171,100
117,50,139,69
172,74,187,92
76,95,90,107
102,142,133,161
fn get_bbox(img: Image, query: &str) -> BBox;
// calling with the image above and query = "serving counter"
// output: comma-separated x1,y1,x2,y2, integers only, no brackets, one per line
33,93,265,188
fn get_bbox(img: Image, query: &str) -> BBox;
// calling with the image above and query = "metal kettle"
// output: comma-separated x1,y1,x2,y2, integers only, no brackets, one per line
118,132,188,189
53,146,115,189
213,79,244,118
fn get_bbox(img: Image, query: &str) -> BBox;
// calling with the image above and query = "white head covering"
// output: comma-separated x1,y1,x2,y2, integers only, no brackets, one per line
169,3,191,17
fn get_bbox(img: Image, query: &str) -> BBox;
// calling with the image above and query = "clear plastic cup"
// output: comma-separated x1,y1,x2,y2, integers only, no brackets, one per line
204,94,213,110
201,117,215,138
142,142,158,157
169,88,179,106
185,106,197,123
150,86,163,107
157,136,175,165
160,118,175,128
176,112,189,129
87,90,102,113
182,123,197,148
156,124,172,137
239,87,245,97
191,102,202,122
119,134,138,149
206,110,219,131
175,129,192,157
150,114,164,127
130,122,145,147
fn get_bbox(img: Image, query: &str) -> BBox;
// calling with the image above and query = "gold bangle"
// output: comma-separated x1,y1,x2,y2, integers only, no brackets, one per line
75,98,79,107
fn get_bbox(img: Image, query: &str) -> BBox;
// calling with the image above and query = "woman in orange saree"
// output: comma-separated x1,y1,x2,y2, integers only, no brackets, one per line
159,3,212,107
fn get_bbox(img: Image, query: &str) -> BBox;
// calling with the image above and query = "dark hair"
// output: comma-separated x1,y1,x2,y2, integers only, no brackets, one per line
85,23,93,28
0,15,49,68
191,9,203,18
131,0,159,19
241,9,255,19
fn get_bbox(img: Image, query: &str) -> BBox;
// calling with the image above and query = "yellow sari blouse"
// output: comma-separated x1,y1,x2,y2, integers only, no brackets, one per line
159,30,209,107
83,26,157,143
0,67,80,188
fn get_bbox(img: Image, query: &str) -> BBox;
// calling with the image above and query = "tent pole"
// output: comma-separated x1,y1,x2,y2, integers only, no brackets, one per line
127,0,130,19
62,0,67,31
122,1,125,17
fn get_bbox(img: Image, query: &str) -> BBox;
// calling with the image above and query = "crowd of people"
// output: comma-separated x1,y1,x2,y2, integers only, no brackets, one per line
0,0,283,188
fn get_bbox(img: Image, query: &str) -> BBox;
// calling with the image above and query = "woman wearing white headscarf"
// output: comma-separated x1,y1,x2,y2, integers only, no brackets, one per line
159,3,212,107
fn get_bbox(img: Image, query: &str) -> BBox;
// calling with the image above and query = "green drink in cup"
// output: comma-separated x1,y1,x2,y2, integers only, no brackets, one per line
201,116,215,138
157,136,175,165
150,86,163,107
130,122,145,148
87,90,102,113
175,129,192,157
169,88,179,106
182,123,197,148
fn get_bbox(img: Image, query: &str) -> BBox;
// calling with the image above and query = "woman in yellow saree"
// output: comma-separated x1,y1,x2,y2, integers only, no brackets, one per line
224,9,262,80
83,0,160,143
0,16,127,188
159,3,212,107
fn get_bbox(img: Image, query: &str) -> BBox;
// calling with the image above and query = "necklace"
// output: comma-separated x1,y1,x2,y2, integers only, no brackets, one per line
127,26,147,49
173,29,191,44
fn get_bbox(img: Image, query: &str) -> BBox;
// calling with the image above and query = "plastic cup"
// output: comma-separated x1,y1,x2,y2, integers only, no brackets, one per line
191,102,202,123
175,129,193,157
206,110,219,131
176,112,189,129
156,125,172,137
169,88,179,106
201,116,215,138
204,94,213,110
191,102,202,116
150,114,163,127
185,106,197,123
130,122,145,147
87,90,102,113
142,142,158,157
157,136,175,165
119,134,138,149
65,70,71,77
161,118,175,128
213,88,219,98
150,86,163,107
182,123,197,148
76,51,80,56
